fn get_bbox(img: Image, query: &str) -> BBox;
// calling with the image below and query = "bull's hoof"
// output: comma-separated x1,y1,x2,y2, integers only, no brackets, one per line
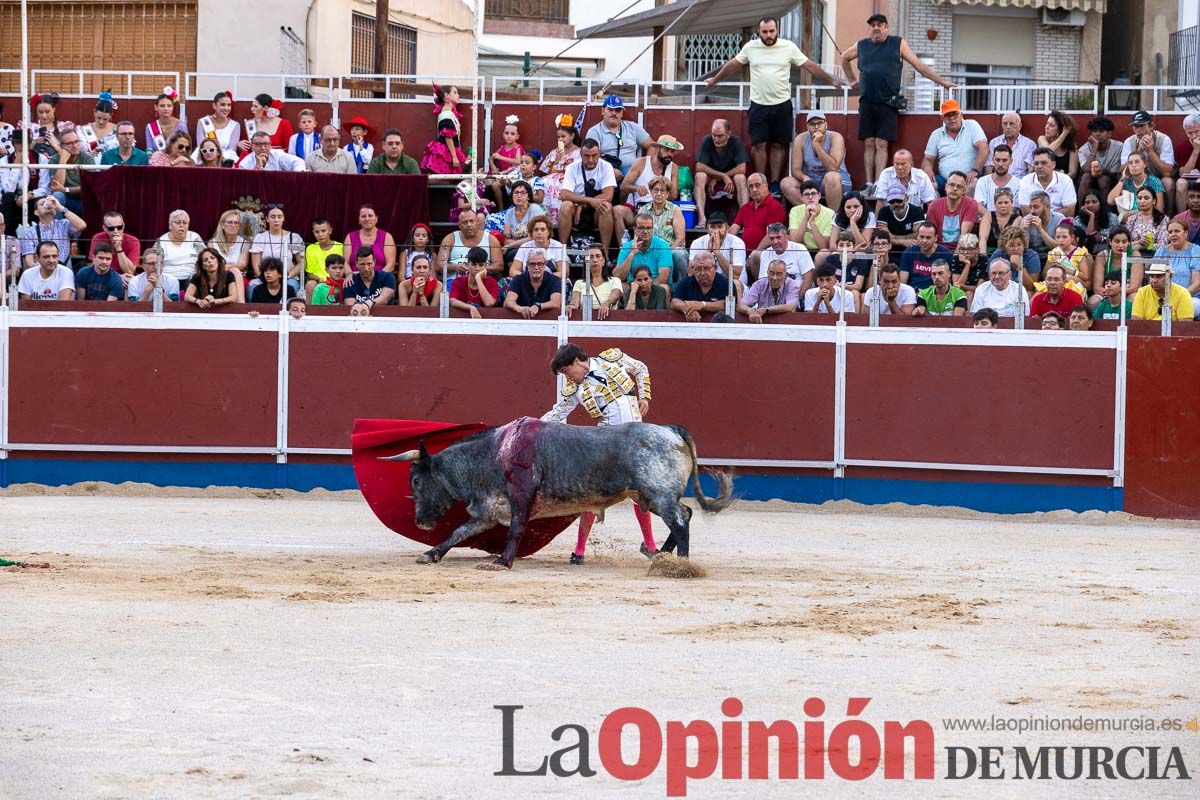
639,543,658,560
416,551,440,564
477,558,511,571
569,553,584,565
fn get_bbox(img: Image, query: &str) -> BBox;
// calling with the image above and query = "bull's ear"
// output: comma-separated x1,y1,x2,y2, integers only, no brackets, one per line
379,449,420,462
418,440,430,461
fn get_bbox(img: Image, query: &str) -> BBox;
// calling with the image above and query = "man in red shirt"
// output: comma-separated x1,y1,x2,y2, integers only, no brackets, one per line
924,170,980,248
1030,264,1084,318
448,247,500,319
87,210,141,286
730,172,786,255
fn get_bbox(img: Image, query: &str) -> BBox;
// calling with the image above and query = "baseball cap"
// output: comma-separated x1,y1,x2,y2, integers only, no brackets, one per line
1145,263,1169,275
885,184,907,201
940,99,961,116
806,110,826,122
867,13,888,24
706,211,728,224
1131,110,1153,126
603,95,624,110
467,246,489,264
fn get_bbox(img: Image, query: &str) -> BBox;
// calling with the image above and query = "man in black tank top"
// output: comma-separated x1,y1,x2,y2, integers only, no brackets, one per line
841,14,956,192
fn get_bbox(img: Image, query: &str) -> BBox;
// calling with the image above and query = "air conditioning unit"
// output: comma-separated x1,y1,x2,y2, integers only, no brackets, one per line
1041,7,1086,26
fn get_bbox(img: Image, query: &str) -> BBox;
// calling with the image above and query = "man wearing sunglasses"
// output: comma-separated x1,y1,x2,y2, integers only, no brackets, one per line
87,210,141,285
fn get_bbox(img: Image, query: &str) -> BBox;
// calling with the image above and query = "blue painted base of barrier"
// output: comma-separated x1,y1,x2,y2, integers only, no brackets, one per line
1,458,1121,515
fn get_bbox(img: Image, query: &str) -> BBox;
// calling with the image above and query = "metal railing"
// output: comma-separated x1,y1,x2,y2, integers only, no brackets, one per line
14,68,1177,115
1168,26,1198,89
31,70,182,100
945,81,1099,114
334,74,484,104
1102,84,1200,114
489,75,640,107
185,73,336,105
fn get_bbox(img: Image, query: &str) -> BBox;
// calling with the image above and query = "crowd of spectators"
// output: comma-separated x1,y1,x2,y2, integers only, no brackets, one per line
2,66,1199,326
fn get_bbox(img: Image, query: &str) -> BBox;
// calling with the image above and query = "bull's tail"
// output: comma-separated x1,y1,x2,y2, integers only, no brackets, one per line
671,425,733,514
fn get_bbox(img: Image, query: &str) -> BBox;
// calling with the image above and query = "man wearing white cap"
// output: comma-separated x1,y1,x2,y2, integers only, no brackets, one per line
1132,263,1196,320
781,110,852,211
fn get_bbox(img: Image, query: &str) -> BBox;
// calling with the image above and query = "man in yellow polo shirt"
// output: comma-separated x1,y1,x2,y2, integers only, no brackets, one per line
1132,263,1195,320
706,16,847,190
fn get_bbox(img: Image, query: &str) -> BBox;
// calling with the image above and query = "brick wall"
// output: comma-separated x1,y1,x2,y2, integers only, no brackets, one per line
1033,22,1083,83
904,1,954,95
899,2,1087,111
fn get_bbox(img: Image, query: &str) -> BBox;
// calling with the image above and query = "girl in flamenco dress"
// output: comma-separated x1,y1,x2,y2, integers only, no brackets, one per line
419,85,468,175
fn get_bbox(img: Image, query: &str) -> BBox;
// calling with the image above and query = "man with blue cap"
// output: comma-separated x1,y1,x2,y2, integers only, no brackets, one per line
585,94,651,183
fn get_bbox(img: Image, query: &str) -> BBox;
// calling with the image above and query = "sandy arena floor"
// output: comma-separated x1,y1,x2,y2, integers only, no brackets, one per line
1,485,1197,799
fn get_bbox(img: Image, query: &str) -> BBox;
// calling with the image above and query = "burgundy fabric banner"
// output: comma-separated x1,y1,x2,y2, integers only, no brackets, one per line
80,167,430,245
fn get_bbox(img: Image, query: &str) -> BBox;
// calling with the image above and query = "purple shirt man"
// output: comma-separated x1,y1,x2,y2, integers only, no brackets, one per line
738,258,801,321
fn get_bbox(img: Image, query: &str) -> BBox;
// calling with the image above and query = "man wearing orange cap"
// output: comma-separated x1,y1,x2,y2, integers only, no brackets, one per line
922,99,988,197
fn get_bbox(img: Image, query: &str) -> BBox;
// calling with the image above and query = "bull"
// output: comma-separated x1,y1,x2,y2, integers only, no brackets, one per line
383,417,733,570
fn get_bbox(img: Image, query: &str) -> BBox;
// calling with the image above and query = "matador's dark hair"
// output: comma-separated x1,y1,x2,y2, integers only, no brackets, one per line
550,343,588,375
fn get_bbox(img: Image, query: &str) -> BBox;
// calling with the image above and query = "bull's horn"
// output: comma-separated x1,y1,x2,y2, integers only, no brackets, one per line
379,449,421,462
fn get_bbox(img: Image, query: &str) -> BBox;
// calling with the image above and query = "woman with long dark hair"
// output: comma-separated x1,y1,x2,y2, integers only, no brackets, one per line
82,91,119,154
1122,186,1169,254
238,93,292,152
196,90,241,161
1074,188,1120,252
185,247,244,308
570,244,624,319
1038,110,1078,180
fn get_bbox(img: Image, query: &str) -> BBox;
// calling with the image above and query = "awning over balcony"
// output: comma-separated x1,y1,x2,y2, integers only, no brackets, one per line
930,0,1106,12
576,0,802,40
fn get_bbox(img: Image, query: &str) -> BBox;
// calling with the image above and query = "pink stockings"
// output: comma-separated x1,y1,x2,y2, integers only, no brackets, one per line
573,504,657,557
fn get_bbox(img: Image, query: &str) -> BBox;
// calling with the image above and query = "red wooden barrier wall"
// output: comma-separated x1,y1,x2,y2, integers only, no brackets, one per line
4,311,1199,518
1123,336,1200,518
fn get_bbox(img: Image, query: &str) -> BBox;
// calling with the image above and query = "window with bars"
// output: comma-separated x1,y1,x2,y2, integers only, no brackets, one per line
350,11,417,98
950,63,1036,111
0,1,197,96
485,0,569,24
